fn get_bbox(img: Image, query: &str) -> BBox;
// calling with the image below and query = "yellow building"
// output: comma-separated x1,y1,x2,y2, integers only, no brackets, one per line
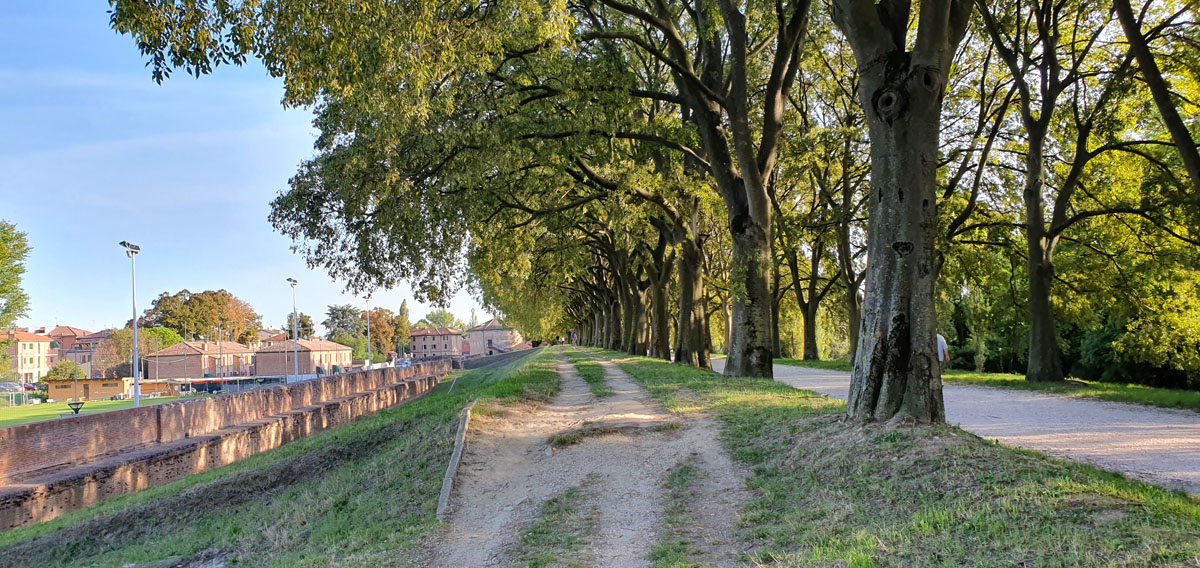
2,331,56,383
47,377,134,401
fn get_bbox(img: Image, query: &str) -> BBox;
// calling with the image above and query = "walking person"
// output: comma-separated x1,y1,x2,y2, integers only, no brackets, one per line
936,333,950,370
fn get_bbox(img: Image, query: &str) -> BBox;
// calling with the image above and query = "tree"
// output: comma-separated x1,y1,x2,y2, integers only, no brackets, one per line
0,221,30,372
419,310,465,331
364,307,396,360
45,360,86,381
143,327,183,352
1114,0,1200,195
394,300,411,354
323,304,365,339
831,0,973,422
142,289,263,343
287,313,315,339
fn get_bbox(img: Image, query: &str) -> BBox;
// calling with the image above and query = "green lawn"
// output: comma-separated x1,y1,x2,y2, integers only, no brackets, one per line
775,358,1200,412
0,347,558,567
0,396,188,428
604,351,1200,567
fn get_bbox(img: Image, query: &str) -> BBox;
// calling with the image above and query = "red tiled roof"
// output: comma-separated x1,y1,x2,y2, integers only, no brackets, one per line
467,318,511,332
147,341,254,357
410,327,460,336
48,326,92,338
0,331,53,342
257,337,352,353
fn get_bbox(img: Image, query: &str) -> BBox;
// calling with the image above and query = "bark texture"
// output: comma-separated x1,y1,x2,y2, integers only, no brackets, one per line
833,0,970,423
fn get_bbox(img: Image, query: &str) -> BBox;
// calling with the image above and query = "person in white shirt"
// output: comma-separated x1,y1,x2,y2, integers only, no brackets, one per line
936,333,950,370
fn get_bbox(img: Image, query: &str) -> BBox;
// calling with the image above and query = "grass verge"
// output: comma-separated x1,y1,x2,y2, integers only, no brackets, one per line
610,350,1200,567
0,347,559,568
512,484,598,567
564,348,614,398
775,358,1200,412
650,454,702,567
0,396,189,428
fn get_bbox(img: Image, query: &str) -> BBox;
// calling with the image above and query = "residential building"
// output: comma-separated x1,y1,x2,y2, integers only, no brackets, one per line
145,341,256,379
259,332,291,349
2,331,56,382
465,319,525,357
64,329,114,377
255,337,352,377
47,326,91,353
410,327,462,359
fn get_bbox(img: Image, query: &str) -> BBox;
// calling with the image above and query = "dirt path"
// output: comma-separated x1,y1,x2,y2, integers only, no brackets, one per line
712,359,1200,495
423,355,750,567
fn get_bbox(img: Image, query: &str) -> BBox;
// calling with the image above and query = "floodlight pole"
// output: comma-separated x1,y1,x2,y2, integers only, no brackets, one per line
365,295,373,367
287,278,299,381
120,241,141,407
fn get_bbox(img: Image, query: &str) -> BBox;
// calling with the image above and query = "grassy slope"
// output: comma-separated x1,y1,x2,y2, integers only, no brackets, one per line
0,396,187,428
609,351,1200,567
564,349,613,398
0,348,559,568
775,358,1200,412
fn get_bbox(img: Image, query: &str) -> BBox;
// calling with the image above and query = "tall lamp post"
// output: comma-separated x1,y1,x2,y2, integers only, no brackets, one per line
365,294,373,368
119,241,141,407
287,278,299,382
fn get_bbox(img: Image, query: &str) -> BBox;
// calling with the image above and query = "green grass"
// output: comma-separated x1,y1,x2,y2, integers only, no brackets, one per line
650,454,702,567
0,396,189,428
564,348,614,398
512,485,598,567
606,350,1200,567
0,347,559,568
776,358,1200,412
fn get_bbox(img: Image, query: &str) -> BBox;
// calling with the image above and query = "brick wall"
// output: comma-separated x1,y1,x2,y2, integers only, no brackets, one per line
0,361,450,485
0,372,444,530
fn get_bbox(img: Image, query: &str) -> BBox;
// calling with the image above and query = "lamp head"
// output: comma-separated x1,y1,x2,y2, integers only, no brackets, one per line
286,278,297,288
119,241,140,257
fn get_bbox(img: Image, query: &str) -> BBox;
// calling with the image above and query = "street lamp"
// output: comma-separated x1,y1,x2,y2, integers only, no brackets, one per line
365,294,373,368
119,240,141,407
287,278,299,382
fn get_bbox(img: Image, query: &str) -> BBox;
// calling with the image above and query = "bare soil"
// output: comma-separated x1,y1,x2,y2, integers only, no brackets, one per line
423,355,751,567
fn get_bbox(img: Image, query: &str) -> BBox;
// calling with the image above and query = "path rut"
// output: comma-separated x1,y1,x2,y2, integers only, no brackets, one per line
423,355,749,567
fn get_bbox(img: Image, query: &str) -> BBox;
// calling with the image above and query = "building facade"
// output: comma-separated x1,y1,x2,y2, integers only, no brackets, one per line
255,338,352,377
47,377,133,401
410,327,462,359
2,331,56,382
465,319,525,357
145,341,256,379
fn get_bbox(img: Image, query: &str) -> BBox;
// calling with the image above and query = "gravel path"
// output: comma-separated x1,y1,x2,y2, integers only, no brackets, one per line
711,360,1200,495
424,356,749,567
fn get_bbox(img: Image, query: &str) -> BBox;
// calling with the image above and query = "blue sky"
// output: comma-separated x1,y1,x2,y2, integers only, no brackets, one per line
1,1,486,334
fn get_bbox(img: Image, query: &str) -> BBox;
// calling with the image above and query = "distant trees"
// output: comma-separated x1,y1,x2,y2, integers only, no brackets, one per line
394,300,411,354
287,313,315,340
141,289,263,343
323,304,366,339
0,221,29,372
418,310,466,331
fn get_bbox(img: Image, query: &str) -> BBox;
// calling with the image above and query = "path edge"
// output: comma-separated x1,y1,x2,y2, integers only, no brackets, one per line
436,398,478,522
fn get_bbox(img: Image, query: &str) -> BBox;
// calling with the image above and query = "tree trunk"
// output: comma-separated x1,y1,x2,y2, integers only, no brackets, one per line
676,237,709,368
1025,224,1063,382
1114,0,1200,195
802,303,819,360
846,288,862,361
845,65,946,423
651,279,670,359
1020,122,1064,383
724,214,774,377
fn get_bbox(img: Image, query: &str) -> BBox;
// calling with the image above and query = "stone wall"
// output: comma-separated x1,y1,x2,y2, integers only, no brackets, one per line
0,361,450,530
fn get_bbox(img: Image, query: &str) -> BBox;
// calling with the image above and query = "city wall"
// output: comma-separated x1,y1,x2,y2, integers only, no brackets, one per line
0,360,451,530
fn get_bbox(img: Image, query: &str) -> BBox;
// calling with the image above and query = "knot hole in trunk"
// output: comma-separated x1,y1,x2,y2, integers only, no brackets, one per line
872,88,906,123
891,241,913,256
